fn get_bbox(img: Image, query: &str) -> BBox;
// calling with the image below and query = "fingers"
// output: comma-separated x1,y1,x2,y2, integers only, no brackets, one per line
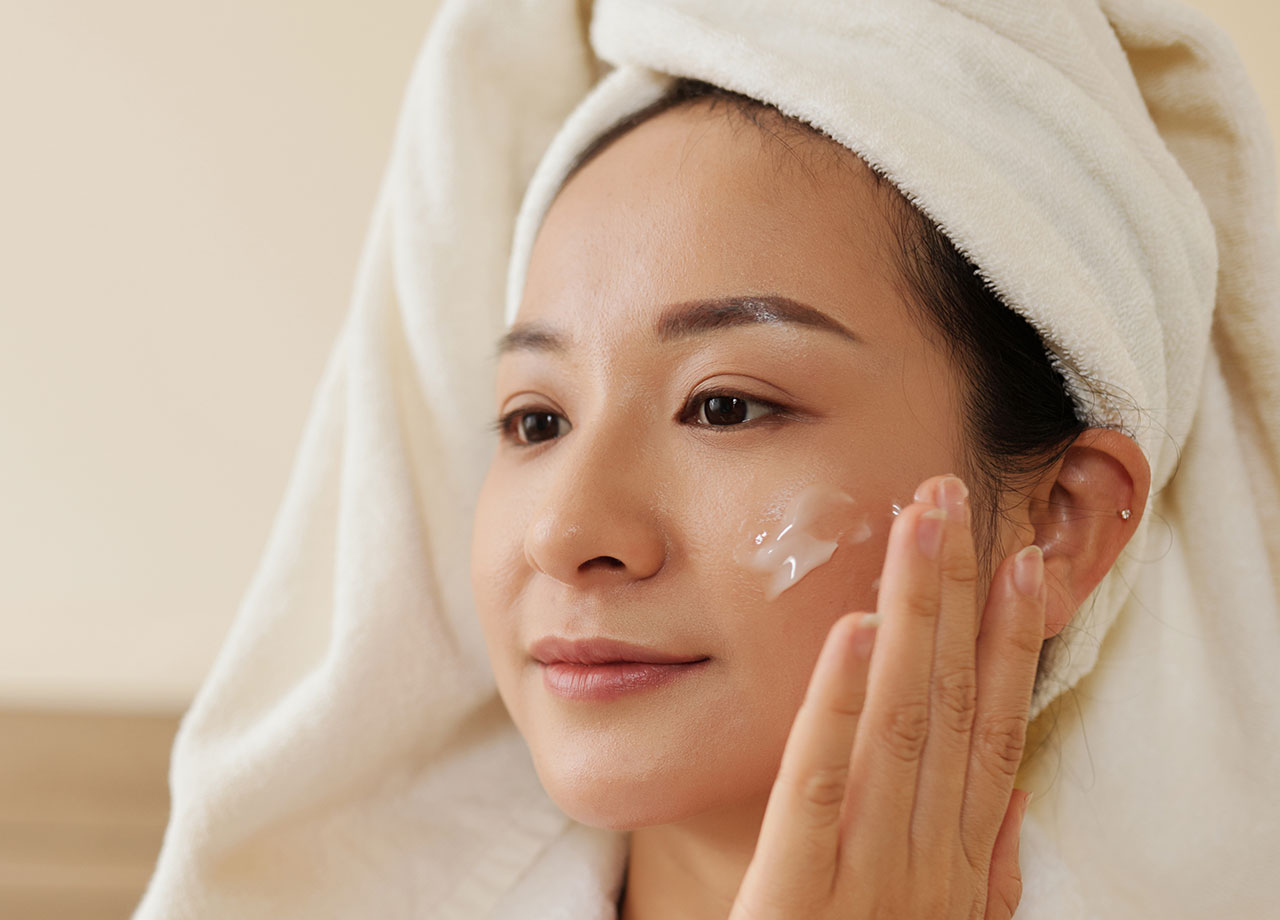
843,471,1043,882
754,611,878,891
962,542,1046,865
843,495,945,858
909,476,982,858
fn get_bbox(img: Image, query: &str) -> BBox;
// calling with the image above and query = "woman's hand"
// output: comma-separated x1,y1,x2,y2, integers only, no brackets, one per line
729,474,1044,920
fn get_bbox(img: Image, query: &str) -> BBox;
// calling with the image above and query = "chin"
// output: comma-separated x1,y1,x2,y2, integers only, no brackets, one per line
532,753,707,830
549,791,694,831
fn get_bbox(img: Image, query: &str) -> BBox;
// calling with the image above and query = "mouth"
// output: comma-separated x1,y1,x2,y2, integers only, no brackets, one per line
539,659,711,701
530,635,711,701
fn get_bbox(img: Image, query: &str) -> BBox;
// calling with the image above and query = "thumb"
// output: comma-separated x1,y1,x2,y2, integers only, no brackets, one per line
985,788,1031,920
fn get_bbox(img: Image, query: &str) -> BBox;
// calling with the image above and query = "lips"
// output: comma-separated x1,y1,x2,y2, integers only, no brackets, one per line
540,659,709,701
530,635,708,666
530,636,711,702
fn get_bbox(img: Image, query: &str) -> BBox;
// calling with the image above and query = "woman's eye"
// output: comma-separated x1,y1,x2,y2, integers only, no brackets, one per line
493,409,570,446
492,390,786,448
689,392,784,428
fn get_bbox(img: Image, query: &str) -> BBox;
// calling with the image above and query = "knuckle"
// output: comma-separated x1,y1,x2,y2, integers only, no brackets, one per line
940,547,980,589
818,690,866,721
877,699,931,764
934,666,979,735
903,589,940,623
792,762,849,814
1007,872,1024,907
991,872,1024,920
1006,623,1046,658
975,713,1030,780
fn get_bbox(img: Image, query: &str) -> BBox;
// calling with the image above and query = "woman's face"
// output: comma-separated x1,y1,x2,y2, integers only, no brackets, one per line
470,102,971,829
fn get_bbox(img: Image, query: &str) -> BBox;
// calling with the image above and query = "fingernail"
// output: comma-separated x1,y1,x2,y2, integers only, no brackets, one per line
852,612,881,659
1019,790,1034,822
939,475,969,523
912,480,935,504
1013,545,1044,597
917,508,946,558
849,611,880,660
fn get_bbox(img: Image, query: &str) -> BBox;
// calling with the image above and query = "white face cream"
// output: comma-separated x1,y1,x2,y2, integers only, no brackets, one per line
733,482,876,601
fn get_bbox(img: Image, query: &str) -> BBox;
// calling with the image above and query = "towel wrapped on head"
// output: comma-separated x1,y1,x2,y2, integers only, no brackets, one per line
133,1,1280,918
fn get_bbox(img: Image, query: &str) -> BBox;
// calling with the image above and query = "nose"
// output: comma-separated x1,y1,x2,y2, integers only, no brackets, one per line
523,419,667,586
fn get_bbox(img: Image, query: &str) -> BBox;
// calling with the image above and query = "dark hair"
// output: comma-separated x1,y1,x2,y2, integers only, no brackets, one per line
558,77,1091,701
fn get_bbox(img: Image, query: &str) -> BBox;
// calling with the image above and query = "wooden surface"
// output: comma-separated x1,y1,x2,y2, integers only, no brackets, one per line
0,708,182,920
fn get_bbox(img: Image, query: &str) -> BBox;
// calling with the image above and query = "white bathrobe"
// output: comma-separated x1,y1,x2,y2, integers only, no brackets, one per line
133,1,1280,917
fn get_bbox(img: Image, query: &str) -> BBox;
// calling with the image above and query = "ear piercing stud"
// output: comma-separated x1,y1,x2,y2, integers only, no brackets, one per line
1119,508,1132,521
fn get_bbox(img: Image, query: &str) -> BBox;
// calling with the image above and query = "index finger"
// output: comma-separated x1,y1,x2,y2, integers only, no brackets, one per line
841,500,945,852
753,611,876,892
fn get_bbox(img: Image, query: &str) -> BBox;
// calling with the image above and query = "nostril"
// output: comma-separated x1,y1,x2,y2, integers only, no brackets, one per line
580,556,625,571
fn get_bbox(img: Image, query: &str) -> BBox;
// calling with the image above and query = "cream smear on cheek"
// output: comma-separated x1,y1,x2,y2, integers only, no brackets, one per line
734,482,902,601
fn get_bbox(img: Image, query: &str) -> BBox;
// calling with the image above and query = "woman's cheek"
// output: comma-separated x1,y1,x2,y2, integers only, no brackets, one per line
470,479,529,706
729,480,897,613
707,481,894,736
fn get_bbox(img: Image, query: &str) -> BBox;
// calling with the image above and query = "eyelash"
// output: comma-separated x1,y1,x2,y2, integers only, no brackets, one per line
489,390,792,448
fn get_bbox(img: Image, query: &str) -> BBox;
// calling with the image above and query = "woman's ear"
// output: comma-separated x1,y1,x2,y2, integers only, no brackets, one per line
1029,428,1151,639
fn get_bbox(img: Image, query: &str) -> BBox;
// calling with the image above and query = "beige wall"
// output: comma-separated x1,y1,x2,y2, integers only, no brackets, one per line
0,0,442,711
2,1,1276,712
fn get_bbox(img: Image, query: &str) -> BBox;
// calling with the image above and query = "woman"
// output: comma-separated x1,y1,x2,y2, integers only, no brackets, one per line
134,2,1280,918
472,79,1148,918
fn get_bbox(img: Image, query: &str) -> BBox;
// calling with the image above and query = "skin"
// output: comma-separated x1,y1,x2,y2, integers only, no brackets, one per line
469,100,1150,919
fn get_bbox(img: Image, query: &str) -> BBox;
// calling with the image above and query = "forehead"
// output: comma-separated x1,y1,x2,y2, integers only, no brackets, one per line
513,102,907,349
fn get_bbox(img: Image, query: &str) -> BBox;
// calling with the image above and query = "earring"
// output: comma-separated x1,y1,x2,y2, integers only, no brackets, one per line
1119,508,1132,521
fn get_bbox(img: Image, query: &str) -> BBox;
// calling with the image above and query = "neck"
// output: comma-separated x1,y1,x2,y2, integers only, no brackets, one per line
618,795,768,920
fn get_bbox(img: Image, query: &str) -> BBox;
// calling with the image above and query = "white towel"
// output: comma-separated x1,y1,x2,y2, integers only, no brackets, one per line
133,1,1280,917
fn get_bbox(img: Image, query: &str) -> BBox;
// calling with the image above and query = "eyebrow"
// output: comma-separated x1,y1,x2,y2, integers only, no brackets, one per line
494,294,862,358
